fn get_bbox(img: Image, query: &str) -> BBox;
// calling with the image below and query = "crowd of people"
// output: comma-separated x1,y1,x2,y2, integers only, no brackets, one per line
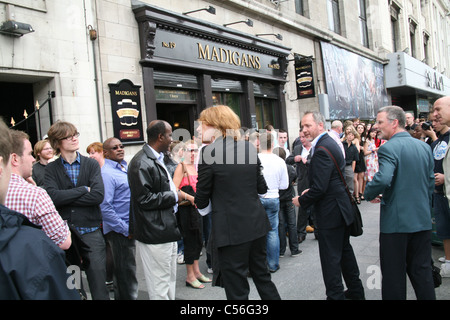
1,96,450,300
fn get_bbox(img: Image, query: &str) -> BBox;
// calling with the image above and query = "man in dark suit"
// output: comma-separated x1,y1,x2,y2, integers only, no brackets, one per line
195,105,280,300
293,111,364,300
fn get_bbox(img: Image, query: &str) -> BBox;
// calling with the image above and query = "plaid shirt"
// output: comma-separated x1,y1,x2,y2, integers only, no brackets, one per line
61,152,81,186
5,173,70,247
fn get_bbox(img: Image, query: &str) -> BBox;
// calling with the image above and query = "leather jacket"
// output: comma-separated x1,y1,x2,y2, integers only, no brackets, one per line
128,145,181,244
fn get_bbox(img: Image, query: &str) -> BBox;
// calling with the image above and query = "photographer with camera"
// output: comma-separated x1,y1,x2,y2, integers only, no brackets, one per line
422,120,437,144
415,119,436,146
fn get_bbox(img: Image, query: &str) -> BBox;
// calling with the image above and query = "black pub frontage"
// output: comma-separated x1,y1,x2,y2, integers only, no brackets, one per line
133,3,291,137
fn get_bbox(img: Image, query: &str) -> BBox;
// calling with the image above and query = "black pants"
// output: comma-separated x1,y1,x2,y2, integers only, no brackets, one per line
317,225,365,300
217,236,281,300
380,230,436,300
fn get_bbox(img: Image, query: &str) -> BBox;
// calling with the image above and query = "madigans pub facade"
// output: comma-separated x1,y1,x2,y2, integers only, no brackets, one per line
132,3,291,137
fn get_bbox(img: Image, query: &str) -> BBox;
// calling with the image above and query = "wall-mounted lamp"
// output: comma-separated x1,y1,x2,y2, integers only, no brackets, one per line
0,20,34,37
224,19,253,27
183,6,216,15
256,33,283,40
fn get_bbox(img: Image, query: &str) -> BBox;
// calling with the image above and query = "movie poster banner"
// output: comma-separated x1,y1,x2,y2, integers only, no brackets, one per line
108,79,145,145
320,42,388,120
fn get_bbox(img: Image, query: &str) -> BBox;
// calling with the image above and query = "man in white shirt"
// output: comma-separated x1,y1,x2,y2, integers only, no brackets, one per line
328,120,346,159
258,132,289,273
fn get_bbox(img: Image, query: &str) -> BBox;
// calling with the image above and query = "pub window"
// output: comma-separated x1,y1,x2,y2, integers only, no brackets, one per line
255,98,275,130
327,0,341,34
211,78,243,118
212,92,241,118
253,82,278,130
358,0,369,48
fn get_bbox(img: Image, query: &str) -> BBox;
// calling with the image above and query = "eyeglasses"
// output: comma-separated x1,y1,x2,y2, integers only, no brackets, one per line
109,145,124,150
61,132,80,141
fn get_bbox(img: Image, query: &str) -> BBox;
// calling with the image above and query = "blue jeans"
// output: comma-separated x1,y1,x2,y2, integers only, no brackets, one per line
279,200,299,254
260,198,280,271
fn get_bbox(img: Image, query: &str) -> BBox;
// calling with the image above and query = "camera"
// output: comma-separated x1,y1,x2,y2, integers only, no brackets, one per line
421,121,432,131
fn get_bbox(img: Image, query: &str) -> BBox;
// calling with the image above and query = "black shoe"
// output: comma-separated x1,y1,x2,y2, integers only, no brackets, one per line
291,250,302,256
269,266,280,273
344,290,365,300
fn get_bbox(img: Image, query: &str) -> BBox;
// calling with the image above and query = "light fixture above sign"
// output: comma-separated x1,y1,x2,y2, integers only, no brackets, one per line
0,20,34,37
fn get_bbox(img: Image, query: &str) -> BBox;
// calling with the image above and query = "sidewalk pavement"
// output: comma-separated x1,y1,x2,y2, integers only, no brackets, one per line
85,200,449,300
137,200,450,300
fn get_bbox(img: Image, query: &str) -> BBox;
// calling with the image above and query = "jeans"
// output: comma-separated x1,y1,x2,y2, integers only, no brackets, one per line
105,231,138,300
278,200,299,254
260,197,280,271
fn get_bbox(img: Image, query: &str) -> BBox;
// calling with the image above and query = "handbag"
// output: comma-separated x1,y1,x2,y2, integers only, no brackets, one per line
178,162,192,206
318,146,363,237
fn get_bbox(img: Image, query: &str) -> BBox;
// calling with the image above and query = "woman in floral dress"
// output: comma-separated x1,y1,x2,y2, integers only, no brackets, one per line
364,128,379,182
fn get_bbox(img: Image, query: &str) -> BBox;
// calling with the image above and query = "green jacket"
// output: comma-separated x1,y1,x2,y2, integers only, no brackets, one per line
364,132,434,233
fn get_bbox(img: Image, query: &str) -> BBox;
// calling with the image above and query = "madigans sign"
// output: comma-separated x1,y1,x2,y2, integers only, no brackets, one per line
108,79,144,145
152,28,285,79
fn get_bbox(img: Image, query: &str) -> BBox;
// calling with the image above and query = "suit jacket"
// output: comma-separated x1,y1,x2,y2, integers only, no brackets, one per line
298,133,353,230
127,145,181,244
44,154,104,228
364,132,434,233
195,137,270,248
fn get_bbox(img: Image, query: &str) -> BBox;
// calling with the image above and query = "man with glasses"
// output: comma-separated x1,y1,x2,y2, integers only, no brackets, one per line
100,137,138,299
364,106,435,300
44,121,109,300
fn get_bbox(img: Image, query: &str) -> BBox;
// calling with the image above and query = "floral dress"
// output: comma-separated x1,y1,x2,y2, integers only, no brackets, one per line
364,140,378,182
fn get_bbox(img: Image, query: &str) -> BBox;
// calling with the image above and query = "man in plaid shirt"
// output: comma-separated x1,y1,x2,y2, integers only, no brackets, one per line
5,130,71,250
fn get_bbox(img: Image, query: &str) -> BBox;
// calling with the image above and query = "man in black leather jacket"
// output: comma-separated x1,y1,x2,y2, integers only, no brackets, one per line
128,120,181,300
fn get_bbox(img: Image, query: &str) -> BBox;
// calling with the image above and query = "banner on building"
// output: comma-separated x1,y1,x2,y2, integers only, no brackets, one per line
108,79,144,145
320,42,388,120
295,59,315,99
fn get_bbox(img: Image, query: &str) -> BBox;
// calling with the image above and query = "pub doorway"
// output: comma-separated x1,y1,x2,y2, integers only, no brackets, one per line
156,103,196,141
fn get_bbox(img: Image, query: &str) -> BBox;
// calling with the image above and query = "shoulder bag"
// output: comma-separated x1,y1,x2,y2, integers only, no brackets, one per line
318,146,363,237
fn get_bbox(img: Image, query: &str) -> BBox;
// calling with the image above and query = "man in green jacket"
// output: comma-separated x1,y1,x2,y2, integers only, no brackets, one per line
364,106,435,300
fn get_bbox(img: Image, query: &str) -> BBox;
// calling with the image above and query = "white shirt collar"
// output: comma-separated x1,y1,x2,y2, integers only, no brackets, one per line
311,131,327,148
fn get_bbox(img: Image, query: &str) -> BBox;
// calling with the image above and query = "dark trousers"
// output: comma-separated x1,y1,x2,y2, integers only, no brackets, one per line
317,225,364,300
380,230,436,300
105,231,138,300
81,229,110,300
217,236,281,300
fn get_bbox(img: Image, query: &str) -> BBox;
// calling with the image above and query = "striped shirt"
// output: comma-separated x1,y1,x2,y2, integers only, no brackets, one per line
5,173,70,247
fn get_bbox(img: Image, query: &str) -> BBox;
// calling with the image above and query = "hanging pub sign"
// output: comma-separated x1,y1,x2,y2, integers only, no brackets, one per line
108,79,144,145
295,59,315,99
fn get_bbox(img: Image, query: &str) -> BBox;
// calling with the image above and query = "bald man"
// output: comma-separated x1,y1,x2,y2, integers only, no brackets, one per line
433,96,450,205
433,96,450,278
